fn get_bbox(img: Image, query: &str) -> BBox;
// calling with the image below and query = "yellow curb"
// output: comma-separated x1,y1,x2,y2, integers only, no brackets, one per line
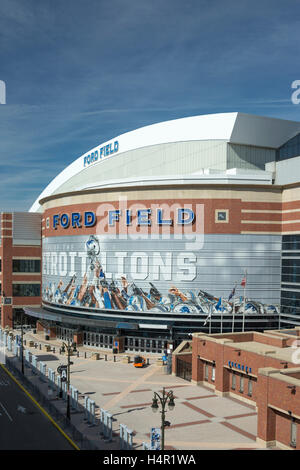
0,364,80,450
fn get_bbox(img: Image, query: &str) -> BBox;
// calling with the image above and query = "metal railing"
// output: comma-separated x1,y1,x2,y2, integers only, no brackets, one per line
4,356,100,450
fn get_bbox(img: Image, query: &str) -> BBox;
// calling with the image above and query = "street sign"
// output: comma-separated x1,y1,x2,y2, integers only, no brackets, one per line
150,427,161,450
61,369,67,382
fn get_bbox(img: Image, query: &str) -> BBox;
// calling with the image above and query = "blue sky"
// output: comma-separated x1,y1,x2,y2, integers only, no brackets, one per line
0,0,300,211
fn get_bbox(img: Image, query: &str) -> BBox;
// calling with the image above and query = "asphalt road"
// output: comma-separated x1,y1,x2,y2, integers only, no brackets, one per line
0,366,75,450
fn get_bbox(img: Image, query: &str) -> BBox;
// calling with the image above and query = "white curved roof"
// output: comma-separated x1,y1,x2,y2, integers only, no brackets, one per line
30,112,300,212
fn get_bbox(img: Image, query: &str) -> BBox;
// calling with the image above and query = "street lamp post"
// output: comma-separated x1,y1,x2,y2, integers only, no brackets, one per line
20,312,25,374
61,338,77,421
151,387,175,450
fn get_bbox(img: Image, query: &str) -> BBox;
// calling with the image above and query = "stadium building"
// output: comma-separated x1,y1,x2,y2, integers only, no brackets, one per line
2,112,300,354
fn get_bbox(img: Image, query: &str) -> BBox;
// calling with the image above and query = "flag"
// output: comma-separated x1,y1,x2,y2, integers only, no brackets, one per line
203,311,211,326
215,297,222,310
203,304,213,325
228,286,236,301
241,276,246,287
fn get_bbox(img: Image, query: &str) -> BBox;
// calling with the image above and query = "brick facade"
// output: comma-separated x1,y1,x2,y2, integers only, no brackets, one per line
0,212,42,329
172,328,300,449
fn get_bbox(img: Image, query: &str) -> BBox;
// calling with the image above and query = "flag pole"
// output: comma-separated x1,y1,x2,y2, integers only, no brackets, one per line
242,270,247,333
209,303,212,335
232,282,237,333
220,298,223,334
220,308,223,334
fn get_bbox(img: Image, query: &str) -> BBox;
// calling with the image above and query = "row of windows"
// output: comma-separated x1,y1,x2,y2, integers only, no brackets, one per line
203,364,253,397
281,290,300,300
282,252,300,257
283,235,300,243
282,259,300,267
281,306,300,314
282,275,300,283
0,284,40,297
204,363,216,382
0,260,41,273
281,301,300,310
13,260,40,273
283,244,300,251
12,284,40,297
282,267,300,274
231,372,253,397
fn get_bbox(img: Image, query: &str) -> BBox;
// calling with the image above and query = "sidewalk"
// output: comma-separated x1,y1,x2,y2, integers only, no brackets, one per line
6,329,267,450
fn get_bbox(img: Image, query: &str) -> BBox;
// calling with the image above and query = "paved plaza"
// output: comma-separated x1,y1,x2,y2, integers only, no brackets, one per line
6,330,265,450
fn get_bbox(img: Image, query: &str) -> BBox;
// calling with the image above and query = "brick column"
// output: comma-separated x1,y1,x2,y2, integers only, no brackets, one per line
256,368,277,447
215,339,231,395
49,326,57,339
1,213,13,329
191,337,204,384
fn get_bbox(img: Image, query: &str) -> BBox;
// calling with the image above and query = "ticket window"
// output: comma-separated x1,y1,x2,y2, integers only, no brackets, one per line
204,364,209,381
291,419,297,448
232,372,236,390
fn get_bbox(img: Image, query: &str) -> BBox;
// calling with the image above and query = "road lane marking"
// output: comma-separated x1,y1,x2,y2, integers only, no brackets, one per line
0,401,13,422
0,364,79,450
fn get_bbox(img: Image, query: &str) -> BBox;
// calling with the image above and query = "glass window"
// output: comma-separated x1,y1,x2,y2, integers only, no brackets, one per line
232,372,236,390
212,366,215,382
291,419,297,448
13,259,41,273
204,363,208,381
13,284,40,297
248,378,253,397
239,375,244,393
282,259,300,268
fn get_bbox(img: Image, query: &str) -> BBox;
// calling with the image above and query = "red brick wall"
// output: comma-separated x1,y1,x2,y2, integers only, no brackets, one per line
0,212,42,328
253,332,288,348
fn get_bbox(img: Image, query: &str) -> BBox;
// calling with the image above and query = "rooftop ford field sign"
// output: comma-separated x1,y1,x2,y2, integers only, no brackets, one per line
52,209,195,229
83,140,119,167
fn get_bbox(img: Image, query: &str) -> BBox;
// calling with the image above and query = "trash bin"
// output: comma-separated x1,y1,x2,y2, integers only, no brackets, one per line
45,335,50,341
112,348,118,354
33,329,36,334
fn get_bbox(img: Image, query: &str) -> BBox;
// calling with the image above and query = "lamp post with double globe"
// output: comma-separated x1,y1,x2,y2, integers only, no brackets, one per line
151,387,175,450
60,339,77,420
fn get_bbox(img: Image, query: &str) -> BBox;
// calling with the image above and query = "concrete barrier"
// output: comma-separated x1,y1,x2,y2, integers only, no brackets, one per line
91,353,100,360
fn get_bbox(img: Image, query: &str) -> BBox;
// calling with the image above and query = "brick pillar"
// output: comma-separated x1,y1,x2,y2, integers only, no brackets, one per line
36,321,44,333
191,340,204,383
215,340,231,395
73,331,83,346
49,326,57,339
256,368,277,447
1,213,13,329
